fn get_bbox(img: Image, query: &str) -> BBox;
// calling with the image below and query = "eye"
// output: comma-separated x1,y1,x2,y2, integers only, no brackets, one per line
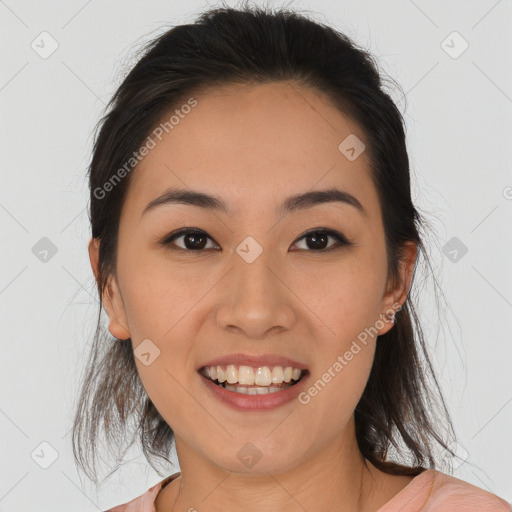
160,228,219,251
160,227,351,253
291,228,351,252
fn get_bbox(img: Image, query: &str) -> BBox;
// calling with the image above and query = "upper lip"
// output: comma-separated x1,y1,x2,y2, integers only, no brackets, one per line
197,353,308,371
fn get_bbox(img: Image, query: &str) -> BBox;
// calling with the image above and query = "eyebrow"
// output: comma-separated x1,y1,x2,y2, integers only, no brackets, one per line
141,186,366,218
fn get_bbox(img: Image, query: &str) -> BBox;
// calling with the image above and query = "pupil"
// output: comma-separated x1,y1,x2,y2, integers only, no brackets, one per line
185,232,206,250
307,232,327,250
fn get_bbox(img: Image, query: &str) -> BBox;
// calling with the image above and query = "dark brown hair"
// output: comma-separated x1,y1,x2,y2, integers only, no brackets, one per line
73,2,460,486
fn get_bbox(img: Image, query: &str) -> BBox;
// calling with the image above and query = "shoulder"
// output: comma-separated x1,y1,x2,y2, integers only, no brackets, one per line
103,473,180,512
424,470,511,511
377,468,510,512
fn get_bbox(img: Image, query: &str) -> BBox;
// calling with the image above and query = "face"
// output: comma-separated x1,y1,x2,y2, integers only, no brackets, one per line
89,81,416,475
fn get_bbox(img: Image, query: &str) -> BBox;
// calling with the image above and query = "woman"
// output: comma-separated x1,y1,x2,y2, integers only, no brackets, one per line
73,4,511,511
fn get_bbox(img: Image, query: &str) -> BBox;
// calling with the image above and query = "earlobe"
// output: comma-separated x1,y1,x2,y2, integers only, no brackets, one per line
88,237,131,340
103,278,131,340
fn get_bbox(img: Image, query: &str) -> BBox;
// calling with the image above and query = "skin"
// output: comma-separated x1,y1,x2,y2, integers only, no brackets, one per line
89,81,417,511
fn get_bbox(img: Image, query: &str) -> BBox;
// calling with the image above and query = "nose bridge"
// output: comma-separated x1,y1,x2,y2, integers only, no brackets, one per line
216,238,295,338
234,242,274,296
232,240,280,309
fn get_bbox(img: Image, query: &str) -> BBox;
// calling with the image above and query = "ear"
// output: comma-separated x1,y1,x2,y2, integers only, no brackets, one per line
376,241,417,336
88,237,131,340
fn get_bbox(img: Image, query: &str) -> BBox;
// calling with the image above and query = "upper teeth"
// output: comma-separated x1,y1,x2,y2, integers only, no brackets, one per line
201,365,303,386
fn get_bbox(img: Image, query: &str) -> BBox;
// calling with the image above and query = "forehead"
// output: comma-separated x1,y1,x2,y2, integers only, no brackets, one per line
124,81,379,220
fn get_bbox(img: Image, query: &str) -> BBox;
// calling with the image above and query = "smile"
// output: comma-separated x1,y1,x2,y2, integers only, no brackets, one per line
199,364,306,395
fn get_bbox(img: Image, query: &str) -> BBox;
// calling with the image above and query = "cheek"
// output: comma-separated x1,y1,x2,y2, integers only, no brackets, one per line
118,251,196,341
296,255,386,343
301,343,376,445
133,353,202,439
298,269,382,430
296,252,385,410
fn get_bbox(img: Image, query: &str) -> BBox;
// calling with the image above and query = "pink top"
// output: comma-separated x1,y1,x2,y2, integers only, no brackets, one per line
105,468,511,511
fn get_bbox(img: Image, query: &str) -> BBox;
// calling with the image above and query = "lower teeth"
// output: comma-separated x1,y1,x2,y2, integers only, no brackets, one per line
216,381,294,395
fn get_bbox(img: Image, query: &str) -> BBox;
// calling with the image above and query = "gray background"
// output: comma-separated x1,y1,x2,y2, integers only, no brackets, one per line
0,0,511,510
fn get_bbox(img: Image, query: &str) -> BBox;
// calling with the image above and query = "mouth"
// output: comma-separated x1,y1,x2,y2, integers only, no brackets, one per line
198,364,308,395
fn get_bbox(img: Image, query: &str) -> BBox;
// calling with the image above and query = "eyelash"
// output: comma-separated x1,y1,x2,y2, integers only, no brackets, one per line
159,227,352,253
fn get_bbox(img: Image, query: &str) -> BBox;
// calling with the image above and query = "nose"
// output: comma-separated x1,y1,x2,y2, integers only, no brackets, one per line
215,247,296,339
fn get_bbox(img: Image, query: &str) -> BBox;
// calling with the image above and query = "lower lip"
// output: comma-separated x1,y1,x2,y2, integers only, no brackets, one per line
199,371,309,411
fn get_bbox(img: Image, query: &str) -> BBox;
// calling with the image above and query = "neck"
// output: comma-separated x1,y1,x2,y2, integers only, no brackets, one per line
155,421,395,512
